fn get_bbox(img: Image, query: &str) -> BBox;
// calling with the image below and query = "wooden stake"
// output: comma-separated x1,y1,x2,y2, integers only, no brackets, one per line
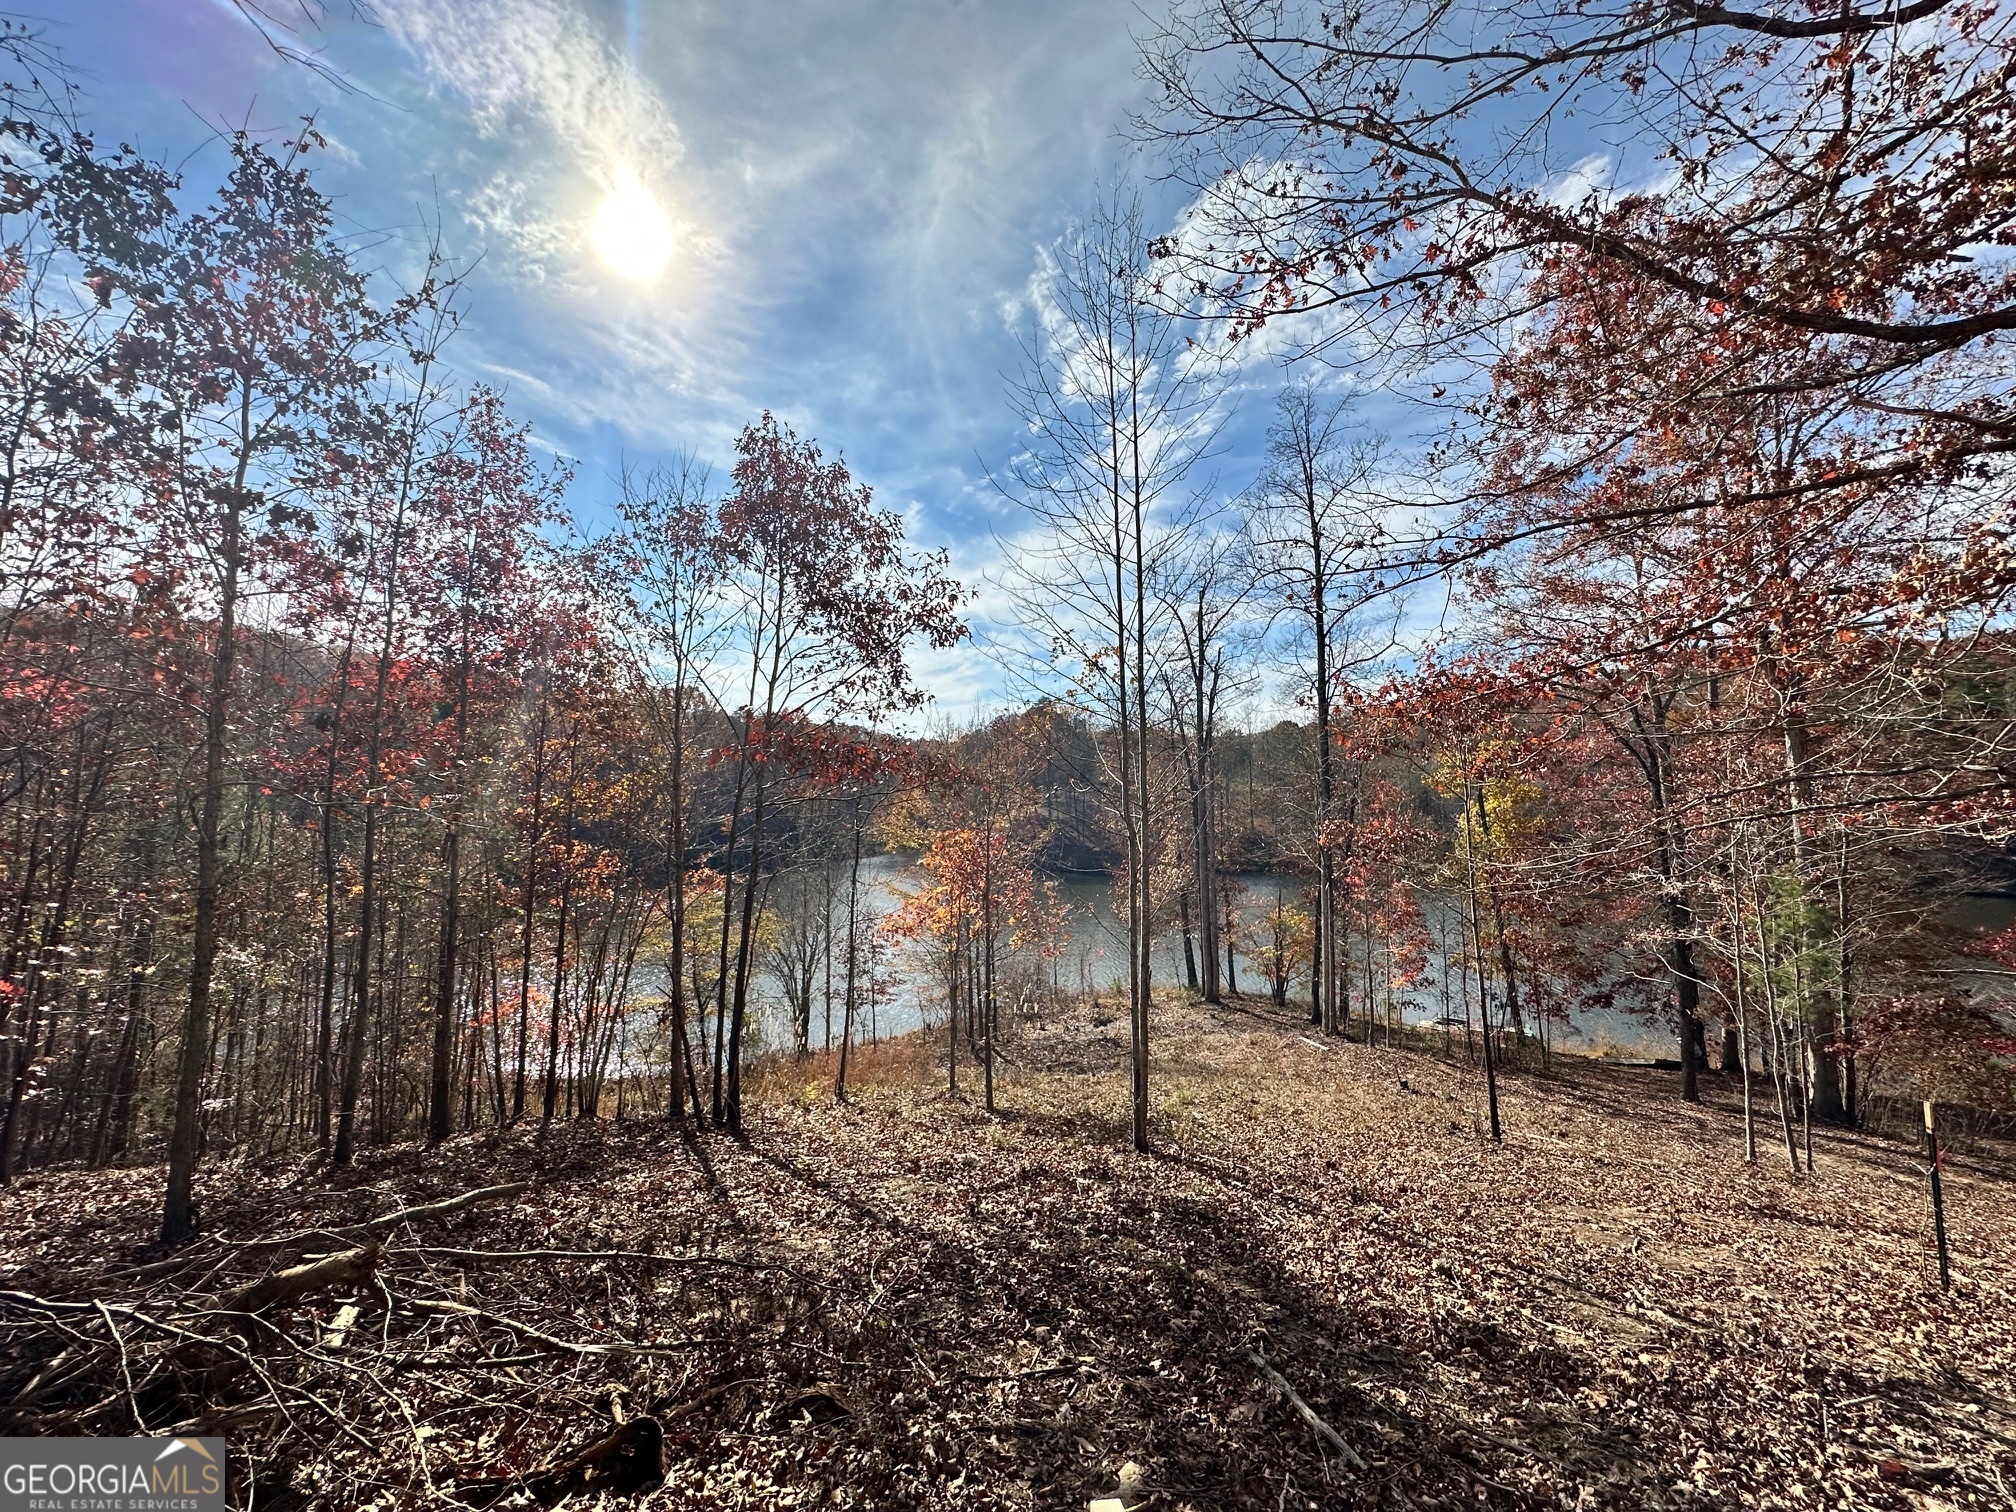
1464,785,1501,1144
1925,1100,1951,1291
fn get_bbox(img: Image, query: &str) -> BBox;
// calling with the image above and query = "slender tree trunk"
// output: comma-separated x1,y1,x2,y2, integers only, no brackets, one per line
1223,889,1237,996
3,729,109,1180
836,797,862,1103
542,743,579,1127
1128,358,1152,1155
822,858,835,1054
1782,706,1844,1121
163,469,245,1242
0,992,45,1184
712,752,751,1125
92,907,152,1167
1730,843,1758,1164
1179,890,1198,993
427,633,474,1145
664,685,691,1122
1302,451,1340,1038
334,383,427,1166
1464,787,1501,1144
332,750,384,1164
427,811,461,1146
725,764,767,1133
1669,902,1704,1105
512,693,551,1122
982,834,996,1113
1191,636,1222,1005
1754,881,1802,1174
312,630,358,1152
0,801,49,999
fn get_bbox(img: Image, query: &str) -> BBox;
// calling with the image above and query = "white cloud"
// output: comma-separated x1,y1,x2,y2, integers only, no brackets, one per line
375,0,682,179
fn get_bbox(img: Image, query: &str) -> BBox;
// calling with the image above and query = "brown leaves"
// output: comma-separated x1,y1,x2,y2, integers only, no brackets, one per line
7,993,2016,1508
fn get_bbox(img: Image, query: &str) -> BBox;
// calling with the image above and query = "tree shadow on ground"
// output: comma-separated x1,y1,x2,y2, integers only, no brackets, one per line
720,1099,1661,1509
939,1170,1641,1506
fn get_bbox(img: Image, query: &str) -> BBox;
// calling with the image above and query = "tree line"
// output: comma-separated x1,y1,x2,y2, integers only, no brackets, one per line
4,0,2016,1249
0,53,965,1240
995,0,2016,1147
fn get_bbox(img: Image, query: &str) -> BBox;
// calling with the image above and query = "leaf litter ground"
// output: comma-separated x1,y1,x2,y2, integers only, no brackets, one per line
3,994,2012,1510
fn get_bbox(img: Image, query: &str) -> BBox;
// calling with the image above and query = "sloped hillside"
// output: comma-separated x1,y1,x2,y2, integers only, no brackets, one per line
3,997,2012,1510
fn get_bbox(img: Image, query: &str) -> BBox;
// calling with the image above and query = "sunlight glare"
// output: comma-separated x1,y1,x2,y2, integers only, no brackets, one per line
590,168,673,283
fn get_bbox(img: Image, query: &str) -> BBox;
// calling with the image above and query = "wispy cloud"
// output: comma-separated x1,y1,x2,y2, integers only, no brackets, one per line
375,0,681,177
372,0,707,296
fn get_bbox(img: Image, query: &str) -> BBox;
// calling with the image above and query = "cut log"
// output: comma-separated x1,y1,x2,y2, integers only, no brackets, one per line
208,1244,379,1319
321,1302,361,1350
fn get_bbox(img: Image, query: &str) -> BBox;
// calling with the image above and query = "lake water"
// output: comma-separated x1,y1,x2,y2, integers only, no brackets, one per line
741,854,1680,1056
733,857,2016,1063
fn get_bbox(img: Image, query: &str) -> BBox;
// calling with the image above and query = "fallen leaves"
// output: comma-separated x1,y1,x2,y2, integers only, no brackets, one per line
1,993,2013,1509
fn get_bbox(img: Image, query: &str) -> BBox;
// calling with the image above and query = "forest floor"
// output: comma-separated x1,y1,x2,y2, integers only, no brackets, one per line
3,994,2015,1512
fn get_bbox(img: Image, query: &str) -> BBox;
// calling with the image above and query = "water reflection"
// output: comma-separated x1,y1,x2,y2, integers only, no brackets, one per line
720,860,2016,1066
738,854,1675,1058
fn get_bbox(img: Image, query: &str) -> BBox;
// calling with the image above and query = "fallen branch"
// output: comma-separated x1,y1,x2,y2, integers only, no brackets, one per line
233,1182,535,1254
0,1291,244,1352
659,1378,745,1424
407,1245,769,1270
348,1183,533,1237
1459,1421,1573,1470
404,1297,706,1360
1246,1349,1367,1470
207,1244,380,1320
3,1342,79,1412
0,1289,374,1448
93,1299,144,1430
959,1359,1086,1385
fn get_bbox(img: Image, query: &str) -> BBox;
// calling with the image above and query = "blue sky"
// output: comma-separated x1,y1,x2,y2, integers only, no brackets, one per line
47,0,1413,717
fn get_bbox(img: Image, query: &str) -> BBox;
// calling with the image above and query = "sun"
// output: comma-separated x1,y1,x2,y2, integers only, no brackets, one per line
590,168,673,283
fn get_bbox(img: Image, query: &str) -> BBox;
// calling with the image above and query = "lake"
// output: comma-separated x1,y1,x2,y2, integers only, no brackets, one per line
730,856,2016,1064
742,854,1679,1056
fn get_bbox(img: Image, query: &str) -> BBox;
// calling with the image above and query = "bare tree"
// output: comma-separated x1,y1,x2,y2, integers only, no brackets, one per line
1243,382,1396,1037
1003,187,1224,1151
1155,532,1255,1005
605,455,727,1125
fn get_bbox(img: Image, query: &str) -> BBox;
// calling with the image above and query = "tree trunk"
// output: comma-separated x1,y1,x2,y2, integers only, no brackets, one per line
836,798,862,1103
427,813,461,1145
725,765,767,1133
91,909,151,1168
513,693,550,1122
334,401,423,1166
1782,709,1844,1121
162,482,244,1243
664,685,690,1123
1179,890,1198,993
